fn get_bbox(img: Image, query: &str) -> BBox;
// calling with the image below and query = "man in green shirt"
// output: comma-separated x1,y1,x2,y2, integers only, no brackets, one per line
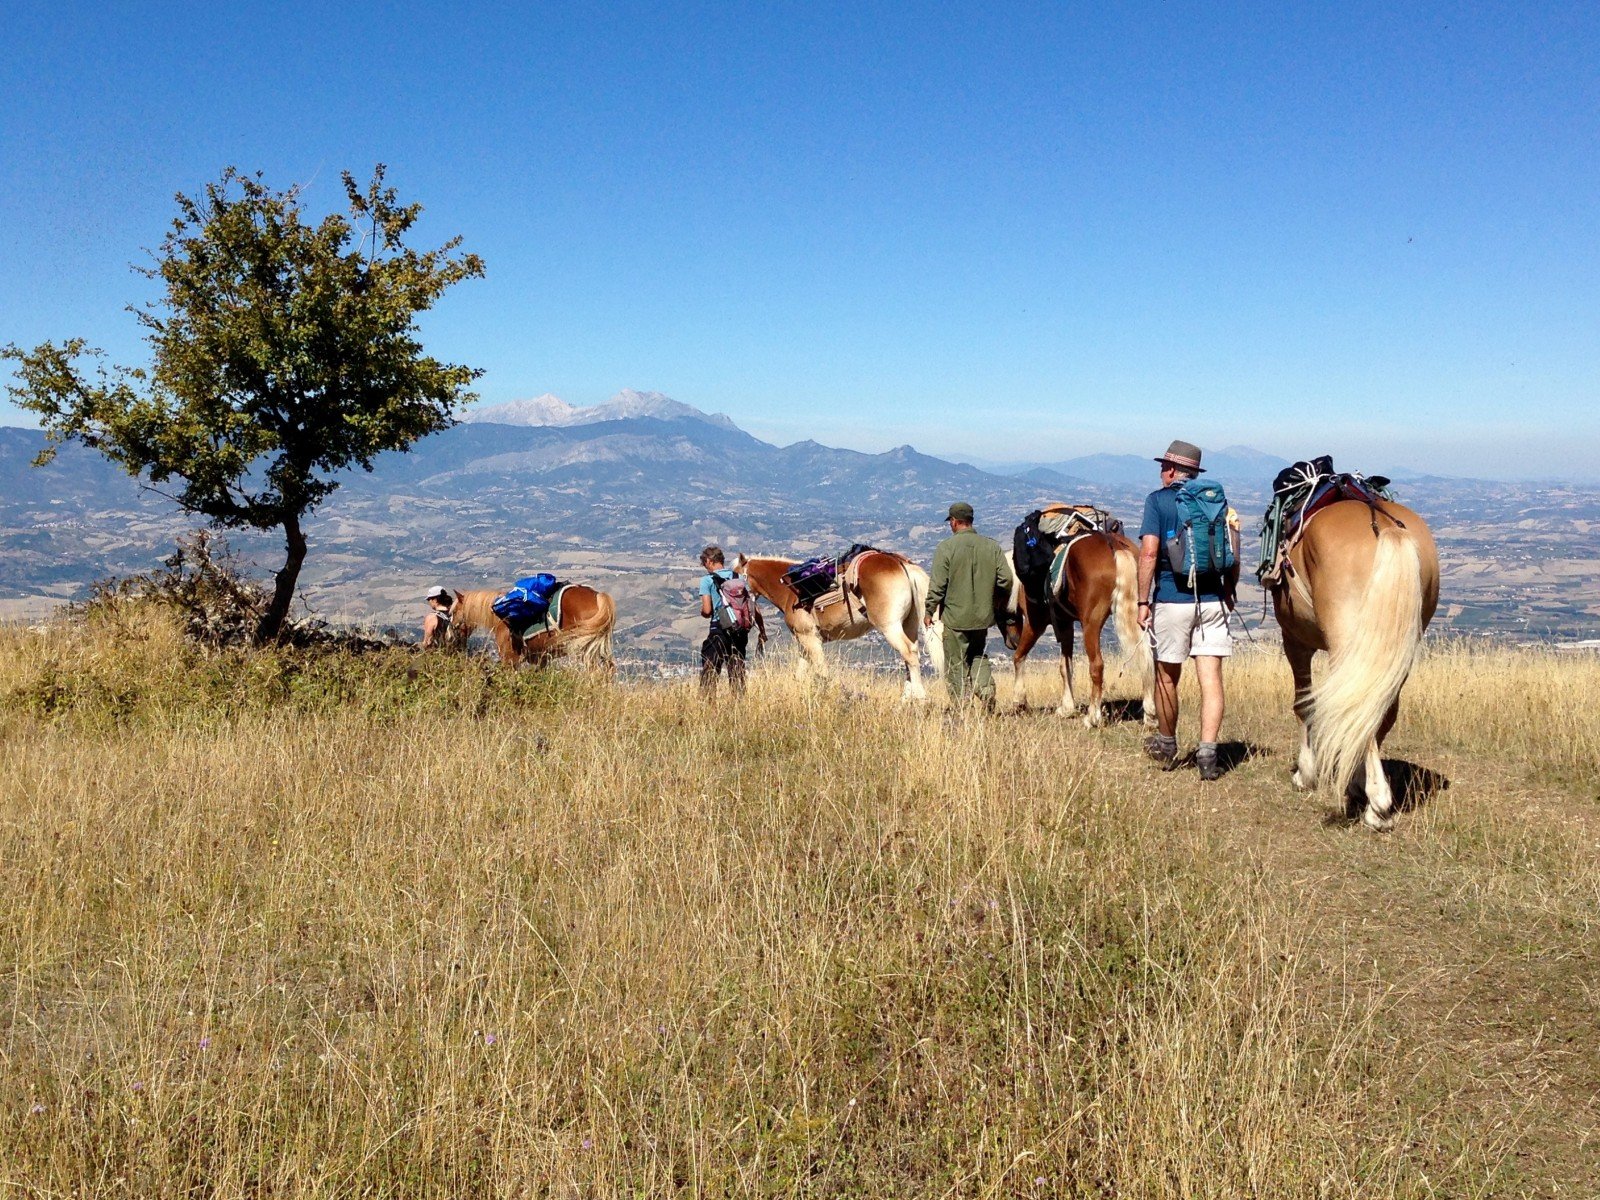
924,501,1015,709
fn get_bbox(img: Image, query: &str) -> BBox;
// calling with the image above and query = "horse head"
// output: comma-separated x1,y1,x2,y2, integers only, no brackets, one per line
442,590,471,649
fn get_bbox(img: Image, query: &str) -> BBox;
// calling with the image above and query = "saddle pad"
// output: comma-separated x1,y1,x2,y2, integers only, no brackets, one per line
810,587,849,619
1282,476,1391,547
513,583,567,639
1047,532,1096,597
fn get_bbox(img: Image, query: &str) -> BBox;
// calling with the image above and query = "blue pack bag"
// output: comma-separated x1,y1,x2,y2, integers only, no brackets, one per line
492,573,560,627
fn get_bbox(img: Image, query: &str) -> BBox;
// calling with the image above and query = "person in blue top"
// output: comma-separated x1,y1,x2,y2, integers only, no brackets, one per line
1136,440,1239,780
697,545,765,692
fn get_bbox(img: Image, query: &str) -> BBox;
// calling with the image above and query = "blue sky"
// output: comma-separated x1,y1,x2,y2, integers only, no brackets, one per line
3,1,1595,479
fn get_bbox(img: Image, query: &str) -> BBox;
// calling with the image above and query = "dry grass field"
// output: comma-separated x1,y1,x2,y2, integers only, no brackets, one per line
1,603,1597,1197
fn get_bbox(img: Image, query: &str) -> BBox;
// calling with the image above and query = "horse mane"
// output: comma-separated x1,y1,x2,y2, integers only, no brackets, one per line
450,589,504,636
1001,550,1025,615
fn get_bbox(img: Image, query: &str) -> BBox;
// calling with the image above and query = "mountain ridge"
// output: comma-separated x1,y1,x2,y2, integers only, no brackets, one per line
2,396,1595,643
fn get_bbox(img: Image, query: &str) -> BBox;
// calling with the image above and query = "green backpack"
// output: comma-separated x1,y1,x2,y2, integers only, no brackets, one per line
1167,481,1237,581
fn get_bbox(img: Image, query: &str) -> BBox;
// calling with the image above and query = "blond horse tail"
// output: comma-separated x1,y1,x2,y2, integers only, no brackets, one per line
904,563,945,678
1110,541,1152,699
1308,528,1425,797
552,588,616,671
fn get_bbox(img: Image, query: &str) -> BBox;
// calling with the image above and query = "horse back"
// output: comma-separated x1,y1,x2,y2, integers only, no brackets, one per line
849,549,915,592
1060,530,1124,607
554,583,615,629
1291,499,1438,630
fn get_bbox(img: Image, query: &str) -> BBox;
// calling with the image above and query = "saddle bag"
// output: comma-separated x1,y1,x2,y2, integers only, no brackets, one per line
492,573,560,628
783,557,839,608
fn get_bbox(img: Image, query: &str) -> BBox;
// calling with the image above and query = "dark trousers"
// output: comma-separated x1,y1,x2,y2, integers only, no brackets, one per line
943,627,995,707
701,626,749,692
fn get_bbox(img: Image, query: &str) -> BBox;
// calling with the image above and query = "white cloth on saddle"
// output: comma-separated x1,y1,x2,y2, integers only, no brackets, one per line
1039,507,1101,540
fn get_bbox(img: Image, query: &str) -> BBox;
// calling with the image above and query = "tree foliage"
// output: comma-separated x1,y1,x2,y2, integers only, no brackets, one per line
4,165,484,642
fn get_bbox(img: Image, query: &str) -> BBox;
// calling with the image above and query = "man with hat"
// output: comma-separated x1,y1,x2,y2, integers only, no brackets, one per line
924,501,1014,710
1136,440,1239,779
421,585,456,649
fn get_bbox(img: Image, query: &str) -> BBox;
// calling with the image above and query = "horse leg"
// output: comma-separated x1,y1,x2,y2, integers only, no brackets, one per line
494,623,522,668
1055,615,1078,718
894,605,930,701
796,629,829,681
1359,699,1401,831
1285,636,1317,790
879,620,927,702
1007,613,1044,713
1080,609,1108,729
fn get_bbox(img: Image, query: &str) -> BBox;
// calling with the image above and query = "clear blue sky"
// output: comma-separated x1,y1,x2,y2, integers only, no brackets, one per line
3,1,1595,479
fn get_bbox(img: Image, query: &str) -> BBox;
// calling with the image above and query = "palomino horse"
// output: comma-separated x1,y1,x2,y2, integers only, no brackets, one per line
447,585,616,670
734,551,945,700
1269,499,1438,830
999,532,1154,726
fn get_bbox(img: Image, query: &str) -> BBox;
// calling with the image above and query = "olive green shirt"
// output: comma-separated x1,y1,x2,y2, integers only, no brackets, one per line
926,528,1014,632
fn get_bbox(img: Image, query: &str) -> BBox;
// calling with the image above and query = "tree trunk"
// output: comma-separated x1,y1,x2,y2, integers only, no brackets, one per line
256,516,307,645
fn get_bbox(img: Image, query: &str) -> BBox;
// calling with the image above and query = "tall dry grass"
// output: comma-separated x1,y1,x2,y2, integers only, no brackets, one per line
0,607,1582,1195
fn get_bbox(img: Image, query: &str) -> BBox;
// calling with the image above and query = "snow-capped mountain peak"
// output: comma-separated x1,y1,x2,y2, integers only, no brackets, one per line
463,389,739,432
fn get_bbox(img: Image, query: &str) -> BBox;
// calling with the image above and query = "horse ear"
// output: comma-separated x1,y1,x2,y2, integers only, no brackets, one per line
733,553,749,570
453,590,465,604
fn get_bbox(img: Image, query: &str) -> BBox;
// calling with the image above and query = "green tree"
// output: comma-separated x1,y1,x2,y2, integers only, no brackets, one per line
3,166,485,643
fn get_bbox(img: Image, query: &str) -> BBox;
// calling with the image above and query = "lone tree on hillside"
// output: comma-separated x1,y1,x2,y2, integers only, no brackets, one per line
3,166,485,644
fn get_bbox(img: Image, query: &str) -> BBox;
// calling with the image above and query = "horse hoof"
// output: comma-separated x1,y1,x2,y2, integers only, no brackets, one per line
1291,769,1312,791
1081,709,1104,730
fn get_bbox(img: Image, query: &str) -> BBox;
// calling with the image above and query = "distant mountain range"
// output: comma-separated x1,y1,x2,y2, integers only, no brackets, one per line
971,447,1446,489
2,391,1597,644
1000,447,1290,490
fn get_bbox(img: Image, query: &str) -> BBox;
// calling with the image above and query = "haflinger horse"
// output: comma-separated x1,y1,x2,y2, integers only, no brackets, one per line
733,551,945,700
446,585,616,670
999,531,1154,727
1269,498,1439,830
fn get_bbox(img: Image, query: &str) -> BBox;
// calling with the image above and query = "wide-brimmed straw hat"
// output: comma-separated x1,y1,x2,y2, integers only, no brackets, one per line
1154,439,1205,473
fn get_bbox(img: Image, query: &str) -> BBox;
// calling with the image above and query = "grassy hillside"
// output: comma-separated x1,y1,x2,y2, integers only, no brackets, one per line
1,606,1596,1196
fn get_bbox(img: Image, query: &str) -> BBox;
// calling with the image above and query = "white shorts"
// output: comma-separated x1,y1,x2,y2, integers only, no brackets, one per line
1152,601,1232,664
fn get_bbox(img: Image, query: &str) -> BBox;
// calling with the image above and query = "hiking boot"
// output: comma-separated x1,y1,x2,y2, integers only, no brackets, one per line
1144,735,1178,770
1196,749,1222,782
